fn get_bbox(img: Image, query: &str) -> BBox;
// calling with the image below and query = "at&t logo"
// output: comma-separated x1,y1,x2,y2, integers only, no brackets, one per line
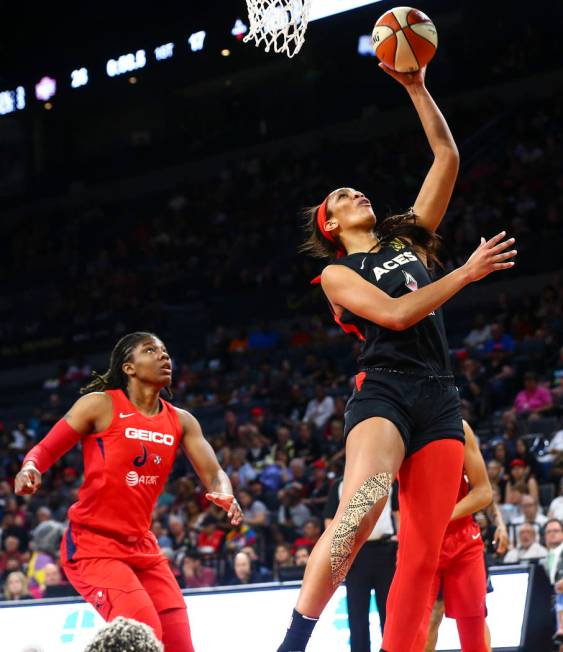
125,471,159,487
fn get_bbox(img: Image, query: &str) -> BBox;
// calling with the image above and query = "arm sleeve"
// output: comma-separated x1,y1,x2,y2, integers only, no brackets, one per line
23,418,84,473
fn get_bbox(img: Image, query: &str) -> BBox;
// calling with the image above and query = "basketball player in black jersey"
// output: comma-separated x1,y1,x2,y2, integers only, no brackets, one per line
277,63,516,652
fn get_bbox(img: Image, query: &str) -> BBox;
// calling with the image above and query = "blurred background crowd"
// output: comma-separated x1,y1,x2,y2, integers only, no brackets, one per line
0,0,562,646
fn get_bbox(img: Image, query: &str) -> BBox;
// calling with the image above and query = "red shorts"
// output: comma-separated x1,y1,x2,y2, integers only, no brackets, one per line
60,523,185,622
431,521,486,618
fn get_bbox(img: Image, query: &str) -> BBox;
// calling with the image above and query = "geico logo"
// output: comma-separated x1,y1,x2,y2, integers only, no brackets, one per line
125,428,174,446
373,251,417,282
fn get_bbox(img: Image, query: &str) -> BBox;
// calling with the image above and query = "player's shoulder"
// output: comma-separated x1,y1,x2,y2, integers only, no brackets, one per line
172,406,199,432
74,391,112,411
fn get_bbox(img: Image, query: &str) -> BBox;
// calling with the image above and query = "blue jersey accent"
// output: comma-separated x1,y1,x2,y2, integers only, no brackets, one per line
96,437,105,459
65,524,76,562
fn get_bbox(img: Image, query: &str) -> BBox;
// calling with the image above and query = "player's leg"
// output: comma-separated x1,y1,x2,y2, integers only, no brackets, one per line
442,536,487,652
423,598,445,652
62,556,163,639
277,417,404,652
346,546,373,651
372,540,397,634
136,557,195,652
382,439,464,652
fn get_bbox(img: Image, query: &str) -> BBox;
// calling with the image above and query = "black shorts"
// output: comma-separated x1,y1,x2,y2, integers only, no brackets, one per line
343,368,464,457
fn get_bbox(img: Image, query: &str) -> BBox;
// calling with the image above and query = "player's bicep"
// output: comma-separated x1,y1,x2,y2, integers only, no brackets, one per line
321,265,398,330
180,411,221,480
64,393,110,434
413,152,459,232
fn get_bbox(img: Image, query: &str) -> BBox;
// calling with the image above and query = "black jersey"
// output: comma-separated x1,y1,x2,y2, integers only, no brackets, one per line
331,240,451,375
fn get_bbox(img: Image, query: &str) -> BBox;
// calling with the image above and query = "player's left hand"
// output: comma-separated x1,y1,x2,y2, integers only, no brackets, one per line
493,525,509,555
205,492,243,525
378,62,426,87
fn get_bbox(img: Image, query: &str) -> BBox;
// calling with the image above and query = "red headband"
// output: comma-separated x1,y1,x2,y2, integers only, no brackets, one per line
311,194,346,285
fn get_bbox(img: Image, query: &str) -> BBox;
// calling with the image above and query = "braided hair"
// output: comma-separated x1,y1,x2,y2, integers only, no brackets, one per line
84,617,163,652
301,204,442,269
80,331,173,398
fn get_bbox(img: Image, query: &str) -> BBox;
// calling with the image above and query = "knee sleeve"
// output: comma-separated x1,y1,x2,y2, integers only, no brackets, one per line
160,607,195,652
330,472,392,587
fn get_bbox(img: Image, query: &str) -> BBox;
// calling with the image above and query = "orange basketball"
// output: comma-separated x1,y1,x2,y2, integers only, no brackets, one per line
372,7,438,73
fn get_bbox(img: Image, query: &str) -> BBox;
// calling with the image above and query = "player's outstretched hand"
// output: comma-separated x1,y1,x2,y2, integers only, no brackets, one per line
378,62,426,88
15,464,42,496
463,231,517,283
205,492,244,526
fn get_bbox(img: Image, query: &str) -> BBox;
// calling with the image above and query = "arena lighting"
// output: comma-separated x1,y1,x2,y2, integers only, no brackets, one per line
35,76,56,101
188,30,206,52
154,42,174,61
358,34,375,56
309,0,383,22
71,67,89,88
221,49,231,57
106,50,147,78
231,18,248,40
0,86,25,115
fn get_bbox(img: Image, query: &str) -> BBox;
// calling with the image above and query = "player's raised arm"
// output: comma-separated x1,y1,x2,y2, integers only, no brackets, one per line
379,63,459,232
178,408,243,525
322,231,516,331
450,421,493,521
15,392,111,496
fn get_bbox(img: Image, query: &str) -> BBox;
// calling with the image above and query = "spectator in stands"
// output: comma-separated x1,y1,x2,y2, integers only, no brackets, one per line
227,448,258,488
151,520,172,549
511,494,548,537
302,385,335,430
513,372,553,420
277,485,312,539
168,515,189,551
293,423,322,464
228,551,259,585
505,458,539,503
238,488,269,528
294,546,310,566
324,418,346,469
514,437,542,480
1,570,33,600
550,480,563,521
180,551,216,589
84,617,163,652
293,518,322,551
492,441,510,475
0,535,27,574
463,313,492,350
240,545,272,582
273,543,295,580
487,459,508,500
269,426,296,462
302,462,329,517
41,562,77,598
196,514,224,555
504,522,548,562
224,522,257,553
483,322,515,356
457,357,486,420
499,411,520,458
541,519,563,586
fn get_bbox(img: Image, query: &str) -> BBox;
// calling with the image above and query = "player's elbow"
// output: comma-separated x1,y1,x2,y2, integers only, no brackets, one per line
478,485,494,511
370,307,407,331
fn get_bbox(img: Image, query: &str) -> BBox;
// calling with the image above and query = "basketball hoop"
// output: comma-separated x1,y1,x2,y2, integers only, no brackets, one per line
244,0,312,58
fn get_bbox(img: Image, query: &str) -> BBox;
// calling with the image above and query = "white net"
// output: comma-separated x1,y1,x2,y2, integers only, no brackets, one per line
244,0,312,58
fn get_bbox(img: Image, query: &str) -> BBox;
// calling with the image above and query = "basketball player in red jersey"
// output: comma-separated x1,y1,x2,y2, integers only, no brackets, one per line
277,63,517,652
15,332,243,652
421,420,509,652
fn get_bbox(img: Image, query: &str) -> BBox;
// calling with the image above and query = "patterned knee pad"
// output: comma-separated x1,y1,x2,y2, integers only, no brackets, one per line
330,472,392,587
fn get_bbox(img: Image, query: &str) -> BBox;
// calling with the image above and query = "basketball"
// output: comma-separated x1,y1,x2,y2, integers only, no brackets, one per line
372,7,438,73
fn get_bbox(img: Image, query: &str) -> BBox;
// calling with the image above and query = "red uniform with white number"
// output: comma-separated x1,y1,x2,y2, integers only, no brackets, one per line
429,473,487,618
60,390,187,633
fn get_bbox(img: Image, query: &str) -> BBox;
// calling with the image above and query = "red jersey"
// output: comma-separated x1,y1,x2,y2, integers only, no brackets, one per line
68,389,182,540
444,472,473,536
